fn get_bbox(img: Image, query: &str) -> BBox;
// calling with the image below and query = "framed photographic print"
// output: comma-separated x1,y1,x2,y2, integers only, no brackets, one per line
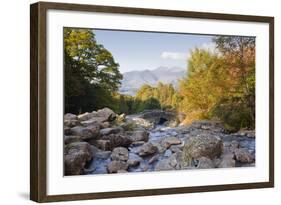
30,1,274,202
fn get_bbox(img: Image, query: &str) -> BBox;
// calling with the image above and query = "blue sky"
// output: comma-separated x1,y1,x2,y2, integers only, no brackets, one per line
94,29,215,73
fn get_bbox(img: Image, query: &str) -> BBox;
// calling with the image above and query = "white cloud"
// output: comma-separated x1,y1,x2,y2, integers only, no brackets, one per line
161,42,217,62
161,51,189,60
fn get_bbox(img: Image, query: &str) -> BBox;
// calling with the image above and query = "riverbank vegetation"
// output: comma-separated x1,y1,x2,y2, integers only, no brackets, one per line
64,28,255,132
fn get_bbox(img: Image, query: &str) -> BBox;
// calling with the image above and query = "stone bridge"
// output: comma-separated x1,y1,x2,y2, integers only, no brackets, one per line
128,110,185,128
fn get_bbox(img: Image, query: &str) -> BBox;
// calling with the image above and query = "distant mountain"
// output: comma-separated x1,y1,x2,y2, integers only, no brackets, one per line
119,66,186,96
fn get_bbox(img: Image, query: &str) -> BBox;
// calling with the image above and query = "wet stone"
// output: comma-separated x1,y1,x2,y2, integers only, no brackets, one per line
164,149,172,157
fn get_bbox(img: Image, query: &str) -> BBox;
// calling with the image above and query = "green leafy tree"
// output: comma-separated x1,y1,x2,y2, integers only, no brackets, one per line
64,28,123,113
143,98,161,110
179,49,229,121
131,83,179,113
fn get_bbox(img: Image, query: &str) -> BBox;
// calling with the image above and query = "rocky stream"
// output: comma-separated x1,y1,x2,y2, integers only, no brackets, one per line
64,108,255,175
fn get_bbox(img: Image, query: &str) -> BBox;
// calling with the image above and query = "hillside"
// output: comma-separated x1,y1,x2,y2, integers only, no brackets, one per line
119,66,186,96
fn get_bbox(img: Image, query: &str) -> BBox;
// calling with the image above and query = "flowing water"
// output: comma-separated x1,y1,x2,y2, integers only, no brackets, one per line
86,124,183,174
85,119,256,174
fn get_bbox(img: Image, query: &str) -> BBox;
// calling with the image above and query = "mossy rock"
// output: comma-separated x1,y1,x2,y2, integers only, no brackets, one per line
120,121,137,131
182,135,223,166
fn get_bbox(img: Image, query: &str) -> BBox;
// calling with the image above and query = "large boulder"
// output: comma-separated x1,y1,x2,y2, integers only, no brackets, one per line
107,161,128,173
64,135,83,144
64,113,79,127
182,135,223,165
234,148,254,163
80,117,107,126
96,107,116,122
130,130,149,142
77,112,97,121
138,142,158,157
100,127,123,136
197,157,215,169
120,121,136,131
100,122,110,129
111,147,129,161
64,142,93,175
89,139,111,151
87,123,101,134
64,113,77,121
70,124,100,140
161,136,182,148
70,126,92,139
64,119,79,128
78,108,116,123
102,134,132,149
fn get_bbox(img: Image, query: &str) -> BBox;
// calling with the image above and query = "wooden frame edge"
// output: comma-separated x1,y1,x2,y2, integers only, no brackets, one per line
30,1,274,202
30,2,48,202
39,182,273,203
269,17,274,188
30,2,39,202
37,1,274,22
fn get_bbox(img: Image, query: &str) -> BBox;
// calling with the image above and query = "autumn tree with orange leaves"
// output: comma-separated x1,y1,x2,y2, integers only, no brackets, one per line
179,36,255,131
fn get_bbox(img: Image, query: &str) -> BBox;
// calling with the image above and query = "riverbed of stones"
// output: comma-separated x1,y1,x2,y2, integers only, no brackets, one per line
64,108,255,175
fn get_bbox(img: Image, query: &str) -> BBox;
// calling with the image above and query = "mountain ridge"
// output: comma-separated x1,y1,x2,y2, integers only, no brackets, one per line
119,66,186,96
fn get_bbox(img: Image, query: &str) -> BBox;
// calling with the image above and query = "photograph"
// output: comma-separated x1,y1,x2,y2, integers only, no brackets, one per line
63,28,256,176
29,1,274,202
